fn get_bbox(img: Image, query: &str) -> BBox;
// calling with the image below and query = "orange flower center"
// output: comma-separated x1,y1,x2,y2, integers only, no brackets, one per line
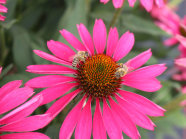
76,54,121,99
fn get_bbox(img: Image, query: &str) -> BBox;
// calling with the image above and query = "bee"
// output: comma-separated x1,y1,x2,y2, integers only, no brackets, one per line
115,63,128,79
72,51,89,67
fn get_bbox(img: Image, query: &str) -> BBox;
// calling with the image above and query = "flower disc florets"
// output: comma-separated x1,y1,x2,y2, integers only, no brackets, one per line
75,54,121,99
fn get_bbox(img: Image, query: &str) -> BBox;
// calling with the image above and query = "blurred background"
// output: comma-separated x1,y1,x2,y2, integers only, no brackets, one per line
0,0,186,139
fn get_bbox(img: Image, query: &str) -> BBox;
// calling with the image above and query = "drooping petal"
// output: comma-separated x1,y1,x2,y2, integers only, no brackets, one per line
0,132,50,139
155,0,165,8
93,19,107,54
0,0,6,4
47,40,76,62
26,65,75,74
128,0,136,7
122,78,162,92
106,27,119,57
0,80,22,99
123,64,167,79
125,49,152,71
175,58,186,68
113,31,134,61
140,0,153,12
0,114,51,132
176,35,186,47
102,99,122,139
109,98,139,139
93,99,107,139
0,5,7,13
77,23,94,55
60,29,87,51
36,83,78,105
0,87,33,115
75,98,92,139
115,94,155,130
34,50,71,66
0,95,43,125
59,96,86,139
25,75,75,88
45,89,79,121
118,90,165,116
112,0,124,8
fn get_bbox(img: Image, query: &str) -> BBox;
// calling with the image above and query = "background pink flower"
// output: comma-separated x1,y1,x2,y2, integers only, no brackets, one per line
100,0,165,11
0,67,50,139
0,0,7,21
26,19,166,139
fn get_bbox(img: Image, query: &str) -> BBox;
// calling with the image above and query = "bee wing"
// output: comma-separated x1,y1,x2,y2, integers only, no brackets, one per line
69,54,76,62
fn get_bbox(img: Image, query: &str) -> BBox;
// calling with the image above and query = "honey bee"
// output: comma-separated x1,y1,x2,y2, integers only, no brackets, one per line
72,51,89,67
115,63,128,79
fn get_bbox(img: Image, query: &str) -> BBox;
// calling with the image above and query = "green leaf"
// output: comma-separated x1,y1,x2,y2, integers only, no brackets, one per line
11,25,34,72
57,0,88,43
121,14,167,36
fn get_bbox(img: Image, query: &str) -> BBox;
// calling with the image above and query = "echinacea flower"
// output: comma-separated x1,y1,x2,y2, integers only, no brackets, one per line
26,19,166,139
151,5,186,47
100,0,165,11
0,67,50,139
0,0,7,21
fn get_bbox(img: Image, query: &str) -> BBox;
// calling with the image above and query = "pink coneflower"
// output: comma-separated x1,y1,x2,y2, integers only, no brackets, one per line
100,0,165,11
26,19,166,139
0,0,7,21
151,6,186,47
0,67,50,139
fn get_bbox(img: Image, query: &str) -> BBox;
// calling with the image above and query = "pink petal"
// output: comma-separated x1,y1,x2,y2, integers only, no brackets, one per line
0,15,5,21
115,94,155,130
0,0,6,4
118,90,165,116
125,49,152,71
128,0,136,7
93,99,107,139
100,0,109,4
112,0,124,8
0,114,51,132
106,27,119,57
0,132,50,139
123,64,167,79
122,78,162,92
113,31,134,61
176,35,186,47
0,87,34,115
60,29,87,51
0,80,22,99
26,65,75,74
47,40,76,62
59,96,86,139
164,37,178,46
155,0,165,8
140,0,153,12
77,24,94,55
0,5,7,13
75,98,92,139
93,19,107,54
0,66,2,74
36,83,78,105
45,90,79,121
0,95,43,125
175,58,186,68
34,50,71,66
109,98,139,139
102,99,122,139
25,75,75,88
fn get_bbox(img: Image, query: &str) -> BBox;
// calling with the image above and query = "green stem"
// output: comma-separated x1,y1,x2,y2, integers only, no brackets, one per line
109,7,123,28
